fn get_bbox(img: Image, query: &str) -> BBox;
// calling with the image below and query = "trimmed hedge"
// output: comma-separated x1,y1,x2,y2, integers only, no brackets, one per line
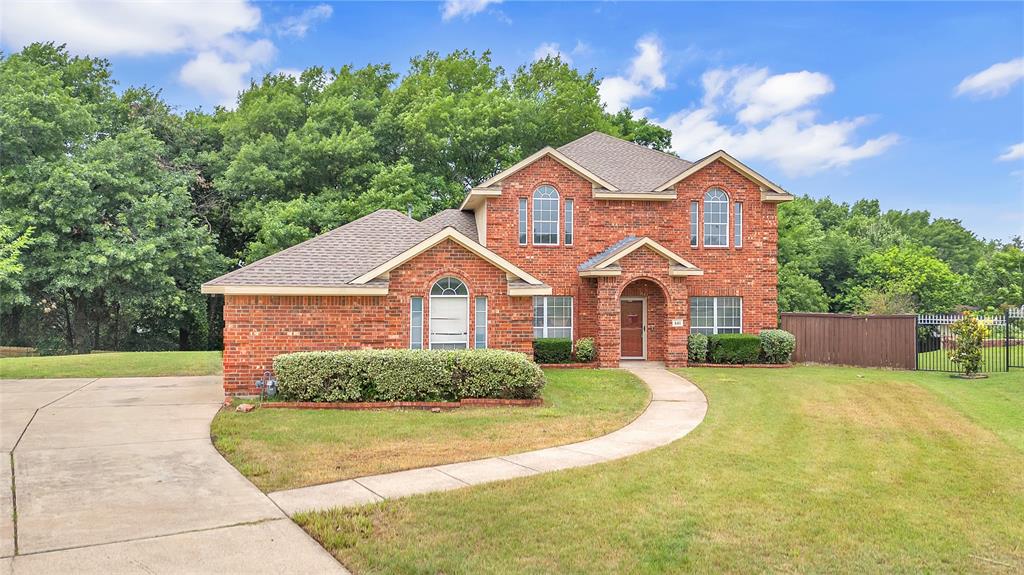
274,349,545,403
759,329,796,364
708,334,761,364
533,338,572,363
687,333,709,362
574,337,596,363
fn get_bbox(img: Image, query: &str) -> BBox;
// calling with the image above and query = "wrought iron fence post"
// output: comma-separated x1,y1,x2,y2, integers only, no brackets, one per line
1006,309,1011,373
914,315,919,371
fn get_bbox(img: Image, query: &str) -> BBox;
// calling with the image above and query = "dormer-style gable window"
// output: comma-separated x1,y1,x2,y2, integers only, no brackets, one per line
532,185,560,245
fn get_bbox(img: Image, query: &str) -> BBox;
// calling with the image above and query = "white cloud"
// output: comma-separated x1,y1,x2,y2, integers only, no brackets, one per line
532,42,571,64
659,66,900,176
1,0,260,56
997,142,1024,162
0,0,335,108
572,40,592,57
441,0,502,21
277,4,333,38
955,58,1024,99
599,35,666,113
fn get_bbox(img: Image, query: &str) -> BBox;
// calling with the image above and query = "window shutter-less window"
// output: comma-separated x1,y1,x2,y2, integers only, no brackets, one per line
518,198,528,245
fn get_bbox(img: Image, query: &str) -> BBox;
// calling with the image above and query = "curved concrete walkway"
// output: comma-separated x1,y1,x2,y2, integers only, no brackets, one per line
269,362,707,515
0,376,346,574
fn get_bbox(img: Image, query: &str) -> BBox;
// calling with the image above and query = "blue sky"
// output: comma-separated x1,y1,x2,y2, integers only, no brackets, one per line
4,1,1023,240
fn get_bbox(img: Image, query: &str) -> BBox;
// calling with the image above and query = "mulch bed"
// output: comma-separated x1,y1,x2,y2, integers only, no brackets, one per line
260,397,544,410
539,362,596,368
687,363,792,368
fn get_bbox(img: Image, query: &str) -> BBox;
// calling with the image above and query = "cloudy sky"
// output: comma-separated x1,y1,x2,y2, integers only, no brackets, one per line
2,1,1022,240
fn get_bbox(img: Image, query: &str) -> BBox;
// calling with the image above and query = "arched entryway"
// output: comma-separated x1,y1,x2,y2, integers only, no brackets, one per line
619,279,668,361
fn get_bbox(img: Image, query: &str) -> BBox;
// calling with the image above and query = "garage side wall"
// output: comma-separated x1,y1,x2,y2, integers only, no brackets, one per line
221,239,534,395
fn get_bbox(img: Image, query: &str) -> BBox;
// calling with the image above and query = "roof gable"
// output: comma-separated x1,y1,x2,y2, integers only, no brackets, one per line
557,132,693,194
654,150,792,200
578,236,703,277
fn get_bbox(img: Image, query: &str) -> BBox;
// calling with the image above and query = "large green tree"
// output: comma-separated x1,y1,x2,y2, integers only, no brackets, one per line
1,44,226,352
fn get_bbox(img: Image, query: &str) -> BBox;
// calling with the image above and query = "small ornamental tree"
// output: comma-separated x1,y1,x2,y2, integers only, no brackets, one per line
948,312,989,377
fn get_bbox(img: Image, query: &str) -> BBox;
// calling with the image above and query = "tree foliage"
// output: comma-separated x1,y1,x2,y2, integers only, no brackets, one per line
0,42,1008,354
777,195,1001,314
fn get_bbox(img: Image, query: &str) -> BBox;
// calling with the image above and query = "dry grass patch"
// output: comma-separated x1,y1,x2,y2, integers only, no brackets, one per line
212,368,648,491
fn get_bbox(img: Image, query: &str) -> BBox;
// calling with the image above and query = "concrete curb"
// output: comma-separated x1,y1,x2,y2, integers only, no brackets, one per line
268,362,708,515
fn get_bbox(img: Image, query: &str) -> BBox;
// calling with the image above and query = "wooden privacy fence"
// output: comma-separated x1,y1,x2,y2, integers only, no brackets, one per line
780,313,917,369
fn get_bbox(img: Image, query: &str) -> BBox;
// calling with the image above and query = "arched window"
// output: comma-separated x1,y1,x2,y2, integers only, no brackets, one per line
703,188,729,247
429,277,468,349
532,185,560,245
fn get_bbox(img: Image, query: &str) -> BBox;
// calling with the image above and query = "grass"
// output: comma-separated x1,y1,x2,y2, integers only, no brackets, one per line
212,368,649,492
296,366,1024,574
0,350,222,379
916,344,1023,372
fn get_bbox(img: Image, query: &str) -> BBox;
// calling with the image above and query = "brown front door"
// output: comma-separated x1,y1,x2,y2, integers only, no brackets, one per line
621,299,645,359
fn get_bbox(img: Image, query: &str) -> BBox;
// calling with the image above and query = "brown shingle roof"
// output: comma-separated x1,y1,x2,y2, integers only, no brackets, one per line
205,210,440,287
557,132,693,194
421,209,478,240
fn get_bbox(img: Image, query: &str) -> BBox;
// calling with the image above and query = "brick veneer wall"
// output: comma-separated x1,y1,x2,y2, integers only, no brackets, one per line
483,154,779,363
222,239,534,395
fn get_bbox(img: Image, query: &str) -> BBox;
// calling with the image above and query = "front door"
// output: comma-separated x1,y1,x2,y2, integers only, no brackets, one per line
621,299,645,359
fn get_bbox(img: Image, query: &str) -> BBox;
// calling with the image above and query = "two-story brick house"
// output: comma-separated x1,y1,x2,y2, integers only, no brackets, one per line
203,132,793,394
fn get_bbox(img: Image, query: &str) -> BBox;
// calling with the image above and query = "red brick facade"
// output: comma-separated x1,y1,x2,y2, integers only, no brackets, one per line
220,154,780,394
222,240,533,394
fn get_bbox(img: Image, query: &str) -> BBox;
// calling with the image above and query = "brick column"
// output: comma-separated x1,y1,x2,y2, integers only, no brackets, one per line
596,276,620,367
665,281,689,368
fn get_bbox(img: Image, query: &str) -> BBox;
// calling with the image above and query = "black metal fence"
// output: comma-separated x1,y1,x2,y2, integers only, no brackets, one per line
916,310,1024,372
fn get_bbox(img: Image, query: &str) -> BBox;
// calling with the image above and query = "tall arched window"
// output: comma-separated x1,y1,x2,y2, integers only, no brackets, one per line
429,277,469,349
532,185,560,245
703,188,729,247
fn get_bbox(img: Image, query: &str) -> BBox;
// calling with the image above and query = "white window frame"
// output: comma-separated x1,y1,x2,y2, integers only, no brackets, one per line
474,296,487,349
532,185,560,246
689,200,699,248
410,297,423,349
533,296,573,339
703,188,729,248
429,277,469,350
518,197,528,245
734,202,743,248
689,296,742,335
564,199,574,245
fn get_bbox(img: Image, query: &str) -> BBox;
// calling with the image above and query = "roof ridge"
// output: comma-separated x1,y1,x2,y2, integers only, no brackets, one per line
568,131,692,165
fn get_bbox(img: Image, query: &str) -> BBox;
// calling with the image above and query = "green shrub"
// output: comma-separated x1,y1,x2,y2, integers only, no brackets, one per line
274,349,545,402
759,329,796,364
533,338,572,363
948,312,989,376
708,334,761,364
574,337,596,362
687,333,709,363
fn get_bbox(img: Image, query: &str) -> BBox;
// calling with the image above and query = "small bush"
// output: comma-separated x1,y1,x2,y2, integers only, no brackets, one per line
708,334,761,364
948,312,989,376
533,338,572,363
759,329,796,364
574,337,596,362
687,333,709,363
274,349,545,402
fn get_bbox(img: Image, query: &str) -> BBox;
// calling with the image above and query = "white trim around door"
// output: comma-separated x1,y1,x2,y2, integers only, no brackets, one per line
620,297,647,360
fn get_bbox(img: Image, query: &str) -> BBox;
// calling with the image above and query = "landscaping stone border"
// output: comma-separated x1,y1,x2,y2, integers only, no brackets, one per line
538,363,595,368
687,363,792,368
260,398,543,410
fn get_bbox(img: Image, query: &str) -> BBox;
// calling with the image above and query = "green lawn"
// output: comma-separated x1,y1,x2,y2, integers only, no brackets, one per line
212,368,649,492
296,366,1024,574
0,351,222,379
916,344,1023,372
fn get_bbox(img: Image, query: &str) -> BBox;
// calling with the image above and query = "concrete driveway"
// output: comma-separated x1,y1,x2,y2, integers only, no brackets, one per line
1,376,347,574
